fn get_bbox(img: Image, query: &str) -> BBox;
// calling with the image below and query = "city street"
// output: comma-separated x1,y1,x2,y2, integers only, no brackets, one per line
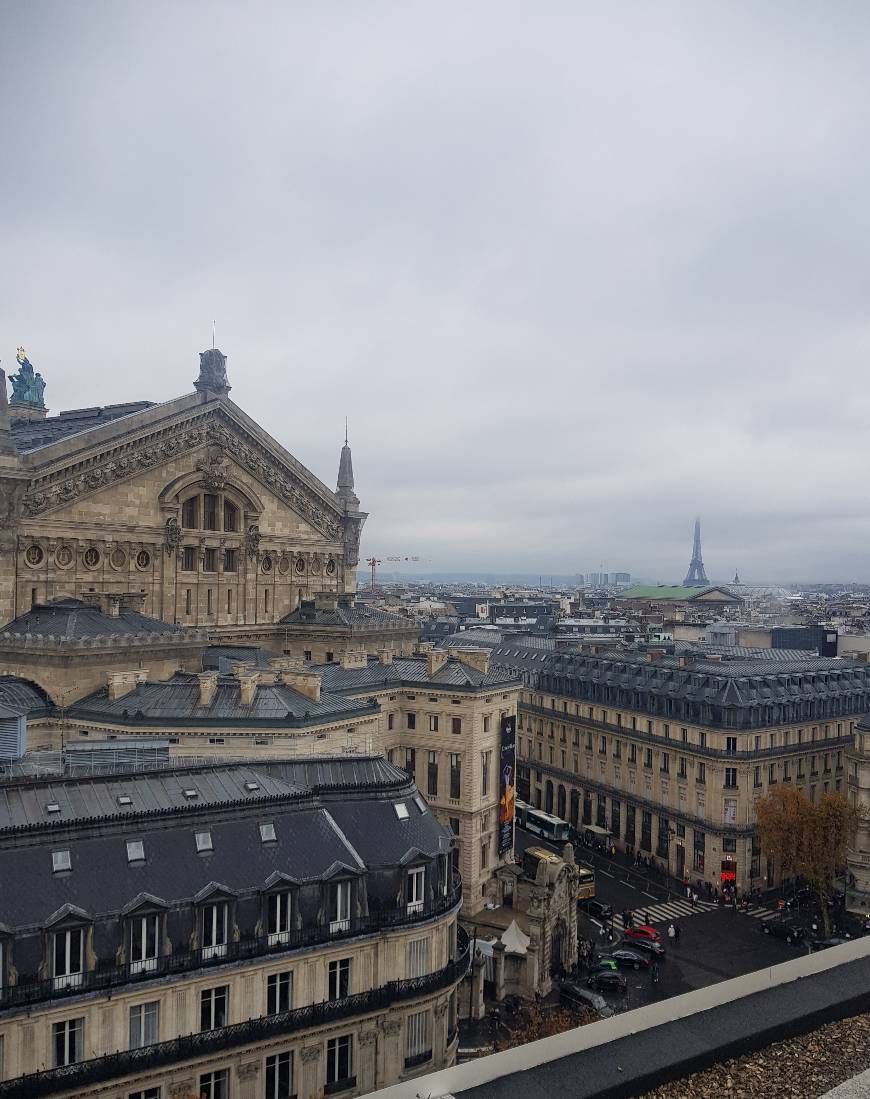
515,826,811,1013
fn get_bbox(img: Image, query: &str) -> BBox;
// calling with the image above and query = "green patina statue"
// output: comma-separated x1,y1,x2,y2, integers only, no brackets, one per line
10,348,46,408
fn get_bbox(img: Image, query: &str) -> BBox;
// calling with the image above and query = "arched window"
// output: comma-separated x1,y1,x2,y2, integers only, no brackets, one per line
180,489,242,534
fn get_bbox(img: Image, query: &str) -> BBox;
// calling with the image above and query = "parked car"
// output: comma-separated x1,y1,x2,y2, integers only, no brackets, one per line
598,949,651,971
580,899,614,921
559,980,614,1017
762,920,805,944
624,924,662,944
625,936,666,958
589,957,619,972
587,970,627,992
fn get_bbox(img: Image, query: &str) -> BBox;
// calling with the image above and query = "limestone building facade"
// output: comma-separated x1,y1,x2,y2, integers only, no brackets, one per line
0,349,369,641
0,757,467,1099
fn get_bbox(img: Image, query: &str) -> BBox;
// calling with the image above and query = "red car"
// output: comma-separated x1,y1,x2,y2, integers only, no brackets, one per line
623,924,662,944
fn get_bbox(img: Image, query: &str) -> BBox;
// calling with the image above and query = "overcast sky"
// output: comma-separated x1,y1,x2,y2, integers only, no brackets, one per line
3,3,870,583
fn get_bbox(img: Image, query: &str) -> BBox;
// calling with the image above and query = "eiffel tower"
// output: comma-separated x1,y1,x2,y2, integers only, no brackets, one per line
683,517,709,587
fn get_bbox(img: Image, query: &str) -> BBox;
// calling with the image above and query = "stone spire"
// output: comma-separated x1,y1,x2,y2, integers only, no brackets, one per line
336,422,358,508
194,348,231,397
0,367,18,460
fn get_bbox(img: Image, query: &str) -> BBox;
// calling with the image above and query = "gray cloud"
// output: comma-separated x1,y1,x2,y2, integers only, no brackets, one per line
3,1,870,582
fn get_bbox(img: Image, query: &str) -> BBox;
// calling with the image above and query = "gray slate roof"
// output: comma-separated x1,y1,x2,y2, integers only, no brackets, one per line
280,603,416,629
0,598,186,640
0,676,53,718
10,402,155,452
314,655,520,692
68,672,376,727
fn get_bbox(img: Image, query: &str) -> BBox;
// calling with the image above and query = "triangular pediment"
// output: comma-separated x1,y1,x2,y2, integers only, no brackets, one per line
18,397,355,541
690,587,740,603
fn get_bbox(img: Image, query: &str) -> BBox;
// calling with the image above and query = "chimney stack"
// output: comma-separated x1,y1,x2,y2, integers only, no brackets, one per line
198,671,219,707
238,672,259,707
425,650,448,677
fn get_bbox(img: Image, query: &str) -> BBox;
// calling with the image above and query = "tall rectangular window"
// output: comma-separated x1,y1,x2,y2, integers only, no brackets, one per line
328,958,352,1000
427,751,438,796
182,497,198,528
429,715,439,732
407,712,416,730
53,1018,83,1067
182,546,197,572
451,717,462,736
408,937,429,978
449,753,461,799
128,1002,159,1049
404,747,416,777
203,548,217,573
53,928,83,989
326,1035,353,1089
201,902,227,959
481,751,492,797
185,588,192,615
130,914,159,974
330,881,351,934
203,494,219,531
266,1051,293,1099
223,548,237,573
724,767,738,789
199,986,228,1031
267,891,291,945
407,866,425,914
405,1010,432,1067
198,1071,228,1099
267,971,293,1015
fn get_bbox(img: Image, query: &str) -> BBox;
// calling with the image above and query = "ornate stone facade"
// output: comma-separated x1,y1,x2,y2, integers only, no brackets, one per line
1,350,367,636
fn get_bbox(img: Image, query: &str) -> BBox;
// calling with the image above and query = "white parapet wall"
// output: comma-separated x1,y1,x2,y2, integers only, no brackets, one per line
371,935,870,1099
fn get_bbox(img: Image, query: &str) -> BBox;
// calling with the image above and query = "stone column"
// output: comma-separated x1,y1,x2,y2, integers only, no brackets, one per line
470,951,486,1021
492,941,506,1003
381,1018,403,1083
433,998,450,1067
358,1028,379,1094
525,939,540,999
235,1060,261,1099
300,1043,322,1099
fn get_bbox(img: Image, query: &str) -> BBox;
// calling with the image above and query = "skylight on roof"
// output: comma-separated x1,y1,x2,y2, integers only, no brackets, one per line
183,789,199,799
195,831,213,852
46,803,61,814
259,822,276,843
52,850,71,873
126,840,145,863
394,802,410,820
245,781,260,792
116,795,132,806
413,795,427,814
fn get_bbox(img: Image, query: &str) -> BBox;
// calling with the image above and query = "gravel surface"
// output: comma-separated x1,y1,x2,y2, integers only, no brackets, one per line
642,1012,870,1099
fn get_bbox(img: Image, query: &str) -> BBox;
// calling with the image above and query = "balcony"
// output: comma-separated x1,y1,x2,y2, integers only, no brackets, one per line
0,928,471,1099
0,880,463,1014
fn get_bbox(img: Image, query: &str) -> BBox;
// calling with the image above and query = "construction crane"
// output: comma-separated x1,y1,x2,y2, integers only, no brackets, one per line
365,555,421,592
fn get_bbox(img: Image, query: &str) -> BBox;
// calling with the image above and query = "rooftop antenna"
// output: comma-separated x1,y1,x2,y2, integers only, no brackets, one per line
344,416,348,446
212,320,216,350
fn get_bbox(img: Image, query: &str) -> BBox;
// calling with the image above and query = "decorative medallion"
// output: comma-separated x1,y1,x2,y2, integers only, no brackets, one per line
55,545,73,568
278,554,290,575
295,556,306,574
83,546,101,569
262,555,273,573
110,547,127,570
24,544,44,567
136,549,151,570
326,557,336,576
310,554,322,575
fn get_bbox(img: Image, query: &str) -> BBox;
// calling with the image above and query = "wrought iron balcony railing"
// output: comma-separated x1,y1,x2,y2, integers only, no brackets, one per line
0,879,462,1013
0,928,470,1099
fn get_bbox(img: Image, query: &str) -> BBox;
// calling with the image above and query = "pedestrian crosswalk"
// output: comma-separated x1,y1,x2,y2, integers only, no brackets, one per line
744,905,781,922
594,897,718,934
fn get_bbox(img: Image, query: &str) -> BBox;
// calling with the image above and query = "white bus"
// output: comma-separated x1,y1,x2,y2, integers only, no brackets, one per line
516,800,571,843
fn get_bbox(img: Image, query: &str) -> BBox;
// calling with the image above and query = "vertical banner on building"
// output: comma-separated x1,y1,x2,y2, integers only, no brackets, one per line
498,715,517,855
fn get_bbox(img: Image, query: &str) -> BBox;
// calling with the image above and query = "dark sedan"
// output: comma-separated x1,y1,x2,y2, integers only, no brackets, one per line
761,920,804,944
580,899,614,921
587,970,627,992
597,948,651,971
624,936,666,958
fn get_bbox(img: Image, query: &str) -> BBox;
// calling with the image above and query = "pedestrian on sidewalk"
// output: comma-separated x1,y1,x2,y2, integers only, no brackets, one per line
667,922,676,942
674,922,681,942
691,891,697,908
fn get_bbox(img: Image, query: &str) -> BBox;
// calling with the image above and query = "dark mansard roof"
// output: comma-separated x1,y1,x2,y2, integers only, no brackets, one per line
10,402,155,452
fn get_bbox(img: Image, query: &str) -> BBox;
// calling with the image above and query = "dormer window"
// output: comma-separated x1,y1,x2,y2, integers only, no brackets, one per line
126,840,145,864
183,789,199,800
394,802,409,820
267,889,292,946
201,901,228,959
259,822,277,843
407,866,426,916
117,795,133,807
130,912,160,974
46,803,61,815
52,927,84,989
329,881,351,935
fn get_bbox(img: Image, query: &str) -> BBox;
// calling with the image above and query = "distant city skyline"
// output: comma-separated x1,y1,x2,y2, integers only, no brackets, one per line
5,5,870,579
